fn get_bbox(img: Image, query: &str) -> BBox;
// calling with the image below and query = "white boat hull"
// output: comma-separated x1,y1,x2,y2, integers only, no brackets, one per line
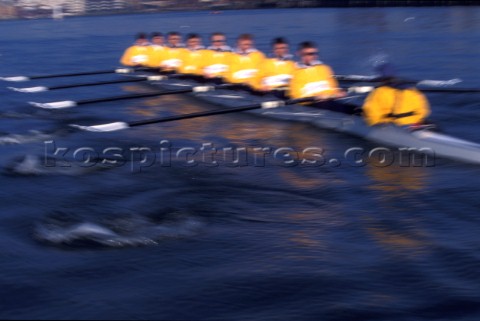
143,77,480,166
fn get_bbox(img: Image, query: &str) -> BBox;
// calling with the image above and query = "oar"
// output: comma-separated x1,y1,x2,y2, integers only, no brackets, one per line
29,83,235,109
416,87,480,93
335,74,463,87
347,85,480,94
0,67,148,82
9,75,169,93
71,97,316,132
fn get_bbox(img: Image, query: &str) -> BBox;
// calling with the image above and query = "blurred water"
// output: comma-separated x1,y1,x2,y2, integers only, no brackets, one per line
0,7,480,320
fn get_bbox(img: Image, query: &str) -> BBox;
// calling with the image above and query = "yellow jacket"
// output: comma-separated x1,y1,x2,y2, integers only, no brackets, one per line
160,46,184,71
225,50,265,88
203,49,232,78
288,63,340,99
362,86,431,126
178,48,209,75
146,45,167,68
120,45,150,66
256,57,296,91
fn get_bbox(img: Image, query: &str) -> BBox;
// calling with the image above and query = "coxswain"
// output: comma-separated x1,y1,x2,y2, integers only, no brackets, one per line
362,63,431,127
203,32,233,79
177,33,209,76
256,37,296,93
161,31,185,71
120,33,151,67
224,34,265,90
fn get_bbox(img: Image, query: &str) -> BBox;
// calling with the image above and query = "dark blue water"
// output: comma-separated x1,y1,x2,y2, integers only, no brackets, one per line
1,7,480,320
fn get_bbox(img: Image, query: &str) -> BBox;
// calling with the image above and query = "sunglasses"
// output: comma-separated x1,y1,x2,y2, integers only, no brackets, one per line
303,51,318,56
212,39,225,42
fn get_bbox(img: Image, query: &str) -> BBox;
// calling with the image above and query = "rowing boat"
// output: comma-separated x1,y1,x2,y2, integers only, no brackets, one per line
132,74,480,165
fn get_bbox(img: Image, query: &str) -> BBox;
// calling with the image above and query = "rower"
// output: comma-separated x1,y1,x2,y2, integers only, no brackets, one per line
146,32,167,69
224,34,266,90
256,37,296,94
120,33,151,67
203,32,233,80
362,63,431,127
178,33,209,77
160,31,185,72
288,41,354,113
150,32,164,47
289,41,345,100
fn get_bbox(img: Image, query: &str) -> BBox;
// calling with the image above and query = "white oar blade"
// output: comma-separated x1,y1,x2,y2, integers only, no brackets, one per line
1,76,30,82
29,100,77,109
8,86,48,93
417,78,462,87
70,122,129,132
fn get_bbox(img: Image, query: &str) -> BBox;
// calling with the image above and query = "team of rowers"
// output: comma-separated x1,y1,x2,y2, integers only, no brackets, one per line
120,32,430,127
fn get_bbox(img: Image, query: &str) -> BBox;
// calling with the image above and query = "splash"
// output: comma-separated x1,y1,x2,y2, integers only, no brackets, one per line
0,130,53,145
34,211,203,248
368,53,391,73
4,154,102,176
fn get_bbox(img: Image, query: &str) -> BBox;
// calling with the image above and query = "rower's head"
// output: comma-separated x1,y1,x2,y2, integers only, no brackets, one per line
186,33,202,49
135,32,149,46
298,41,319,65
375,63,409,88
210,32,227,48
150,32,164,46
237,34,254,53
167,31,182,47
272,37,289,59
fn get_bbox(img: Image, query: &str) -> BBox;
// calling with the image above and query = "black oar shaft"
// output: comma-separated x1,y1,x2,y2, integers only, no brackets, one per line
29,69,119,80
75,83,233,106
128,97,314,128
419,88,480,93
76,88,193,105
15,67,154,81
49,77,147,90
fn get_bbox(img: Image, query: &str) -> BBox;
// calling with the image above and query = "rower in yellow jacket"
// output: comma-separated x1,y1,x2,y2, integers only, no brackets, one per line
120,33,151,67
178,33,209,76
362,64,431,126
288,41,344,100
225,34,265,89
203,32,233,79
287,41,357,114
146,32,167,69
160,32,185,72
256,37,296,92
289,41,345,99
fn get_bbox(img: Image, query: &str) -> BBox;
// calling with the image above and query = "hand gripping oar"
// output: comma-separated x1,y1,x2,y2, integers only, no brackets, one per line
9,75,168,93
334,74,463,88
70,97,316,132
0,67,146,82
29,83,235,109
